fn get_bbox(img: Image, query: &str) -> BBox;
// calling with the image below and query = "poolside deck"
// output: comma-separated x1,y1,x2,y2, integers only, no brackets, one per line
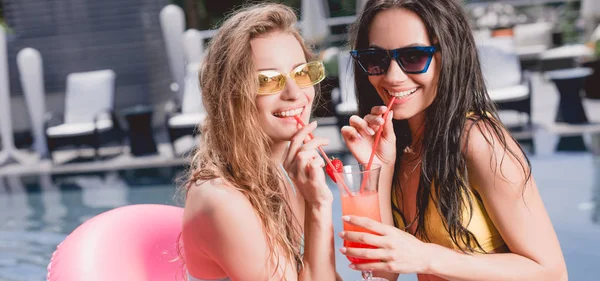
1,72,599,177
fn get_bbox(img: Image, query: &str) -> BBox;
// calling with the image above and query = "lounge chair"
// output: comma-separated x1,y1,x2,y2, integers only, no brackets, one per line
477,37,532,126
164,63,206,155
44,70,124,162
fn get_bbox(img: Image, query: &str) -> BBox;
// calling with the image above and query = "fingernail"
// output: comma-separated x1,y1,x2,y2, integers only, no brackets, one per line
342,216,350,221
367,128,375,135
388,111,393,120
349,264,356,269
339,231,345,237
339,247,347,253
354,133,362,140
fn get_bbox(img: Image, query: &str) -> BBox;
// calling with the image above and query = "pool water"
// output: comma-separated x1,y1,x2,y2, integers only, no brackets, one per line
1,133,600,281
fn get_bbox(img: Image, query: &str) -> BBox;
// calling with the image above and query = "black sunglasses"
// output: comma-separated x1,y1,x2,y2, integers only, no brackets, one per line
350,45,438,76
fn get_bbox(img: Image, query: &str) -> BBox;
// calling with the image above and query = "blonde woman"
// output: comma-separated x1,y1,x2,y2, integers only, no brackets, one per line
181,3,339,281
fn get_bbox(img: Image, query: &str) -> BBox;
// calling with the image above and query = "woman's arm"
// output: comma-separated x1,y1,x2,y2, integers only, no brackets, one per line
373,164,400,281
300,202,337,281
340,107,399,281
424,122,567,281
284,121,338,281
339,123,567,281
183,180,298,281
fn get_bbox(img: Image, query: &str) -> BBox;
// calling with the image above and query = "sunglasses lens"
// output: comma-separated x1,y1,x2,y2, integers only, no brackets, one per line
293,62,325,87
258,71,284,94
357,51,389,75
398,49,432,73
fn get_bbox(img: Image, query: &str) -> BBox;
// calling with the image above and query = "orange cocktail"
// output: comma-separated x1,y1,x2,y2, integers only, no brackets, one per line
335,163,386,281
334,163,383,264
340,191,382,264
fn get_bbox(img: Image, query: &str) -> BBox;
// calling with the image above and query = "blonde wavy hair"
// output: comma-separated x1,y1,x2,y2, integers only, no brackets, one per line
182,3,316,277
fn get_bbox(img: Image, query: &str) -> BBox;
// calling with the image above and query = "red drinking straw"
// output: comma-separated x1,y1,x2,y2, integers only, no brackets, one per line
359,96,396,193
293,116,353,196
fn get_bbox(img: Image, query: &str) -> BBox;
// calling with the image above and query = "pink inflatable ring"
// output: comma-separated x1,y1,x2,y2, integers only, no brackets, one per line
47,204,185,281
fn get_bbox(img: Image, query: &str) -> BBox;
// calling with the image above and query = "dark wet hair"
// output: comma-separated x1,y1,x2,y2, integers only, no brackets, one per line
350,0,531,252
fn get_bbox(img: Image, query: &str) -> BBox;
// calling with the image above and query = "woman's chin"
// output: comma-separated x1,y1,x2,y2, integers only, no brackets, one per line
392,111,414,121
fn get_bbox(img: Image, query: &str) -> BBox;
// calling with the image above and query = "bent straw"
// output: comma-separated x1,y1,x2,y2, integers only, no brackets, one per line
293,116,353,196
360,96,396,193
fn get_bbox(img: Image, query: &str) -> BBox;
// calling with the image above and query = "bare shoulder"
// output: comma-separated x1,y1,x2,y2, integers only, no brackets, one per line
183,177,254,223
182,178,280,280
462,117,531,195
462,117,524,162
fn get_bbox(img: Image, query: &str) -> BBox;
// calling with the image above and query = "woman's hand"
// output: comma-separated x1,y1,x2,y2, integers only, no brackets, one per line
340,106,396,167
283,121,333,206
339,215,432,274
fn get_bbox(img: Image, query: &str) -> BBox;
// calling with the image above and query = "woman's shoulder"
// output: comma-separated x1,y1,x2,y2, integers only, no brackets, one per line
462,113,517,158
461,114,530,192
182,177,272,272
184,177,254,223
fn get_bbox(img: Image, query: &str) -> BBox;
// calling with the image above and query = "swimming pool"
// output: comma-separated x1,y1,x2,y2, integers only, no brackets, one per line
1,133,599,281
0,167,183,281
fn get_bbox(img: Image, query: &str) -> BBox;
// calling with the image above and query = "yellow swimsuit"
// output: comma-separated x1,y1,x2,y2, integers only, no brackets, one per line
391,112,505,252
392,186,505,252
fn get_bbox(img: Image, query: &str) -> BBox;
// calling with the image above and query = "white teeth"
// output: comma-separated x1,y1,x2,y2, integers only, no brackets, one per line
387,88,418,98
273,107,303,117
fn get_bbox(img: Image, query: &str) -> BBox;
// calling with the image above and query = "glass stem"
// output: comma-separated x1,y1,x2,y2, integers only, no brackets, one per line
362,270,373,280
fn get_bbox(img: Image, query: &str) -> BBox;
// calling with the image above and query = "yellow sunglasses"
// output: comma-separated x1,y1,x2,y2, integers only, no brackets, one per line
257,61,326,95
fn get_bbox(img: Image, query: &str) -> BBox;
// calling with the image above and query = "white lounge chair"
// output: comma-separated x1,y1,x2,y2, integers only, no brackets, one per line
44,70,124,162
477,37,532,125
333,51,358,129
165,63,206,155
164,28,207,155
513,22,553,61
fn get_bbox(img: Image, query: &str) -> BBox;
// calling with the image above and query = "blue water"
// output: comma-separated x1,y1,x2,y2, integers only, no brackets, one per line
1,133,599,281
0,167,183,281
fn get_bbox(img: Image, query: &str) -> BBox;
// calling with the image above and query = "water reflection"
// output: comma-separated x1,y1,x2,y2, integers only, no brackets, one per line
589,133,600,225
0,167,181,281
0,176,33,230
39,174,68,232
594,155,600,225
0,176,50,281
71,172,129,208
0,141,598,281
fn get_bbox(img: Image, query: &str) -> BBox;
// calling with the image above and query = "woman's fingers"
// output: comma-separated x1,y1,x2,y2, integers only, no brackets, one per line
295,149,318,170
307,157,326,178
294,138,327,175
342,216,390,235
340,247,389,262
349,115,376,137
363,114,385,128
339,230,387,248
340,126,373,164
340,125,363,142
370,105,388,116
341,106,388,143
309,156,325,169
300,137,329,152
284,121,317,165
